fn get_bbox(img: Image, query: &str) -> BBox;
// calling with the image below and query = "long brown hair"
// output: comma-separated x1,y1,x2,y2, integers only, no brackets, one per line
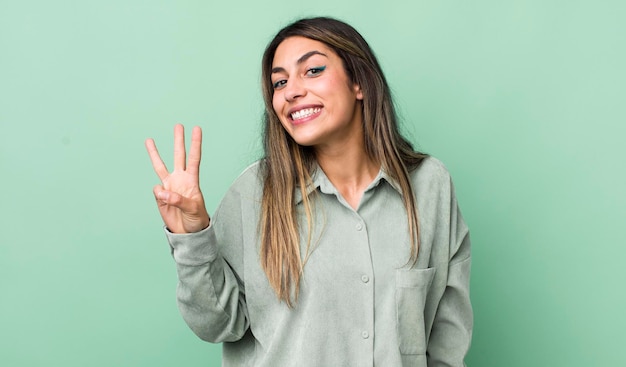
260,17,427,307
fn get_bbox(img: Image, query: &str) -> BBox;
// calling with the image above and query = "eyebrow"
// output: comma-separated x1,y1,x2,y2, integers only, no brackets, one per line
271,50,328,74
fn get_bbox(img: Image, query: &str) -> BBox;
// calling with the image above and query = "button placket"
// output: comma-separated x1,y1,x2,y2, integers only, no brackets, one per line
350,214,373,354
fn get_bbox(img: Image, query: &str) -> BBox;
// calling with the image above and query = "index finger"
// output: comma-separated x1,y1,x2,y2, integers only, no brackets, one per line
145,138,170,181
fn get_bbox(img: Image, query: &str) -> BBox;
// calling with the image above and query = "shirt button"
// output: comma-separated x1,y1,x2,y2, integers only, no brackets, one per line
361,275,369,283
361,331,369,339
356,223,363,231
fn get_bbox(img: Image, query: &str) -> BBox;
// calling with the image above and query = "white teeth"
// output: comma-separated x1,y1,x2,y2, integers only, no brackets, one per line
291,107,320,120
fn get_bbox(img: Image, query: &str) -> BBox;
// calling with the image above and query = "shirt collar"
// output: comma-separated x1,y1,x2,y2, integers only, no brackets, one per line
294,164,403,205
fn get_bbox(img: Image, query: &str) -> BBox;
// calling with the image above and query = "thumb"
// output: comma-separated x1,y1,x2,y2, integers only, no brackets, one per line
153,186,194,212
158,190,181,206
153,185,168,203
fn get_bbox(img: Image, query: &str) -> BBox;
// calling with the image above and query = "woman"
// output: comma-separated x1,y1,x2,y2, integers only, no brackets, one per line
146,17,472,367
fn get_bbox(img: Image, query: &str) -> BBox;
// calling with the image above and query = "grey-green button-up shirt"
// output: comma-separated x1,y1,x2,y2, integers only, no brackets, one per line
166,157,472,367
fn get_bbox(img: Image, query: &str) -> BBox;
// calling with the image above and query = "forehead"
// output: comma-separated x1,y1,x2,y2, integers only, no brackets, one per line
272,36,335,67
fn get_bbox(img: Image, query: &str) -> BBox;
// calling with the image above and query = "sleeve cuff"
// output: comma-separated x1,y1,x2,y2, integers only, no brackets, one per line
164,224,219,266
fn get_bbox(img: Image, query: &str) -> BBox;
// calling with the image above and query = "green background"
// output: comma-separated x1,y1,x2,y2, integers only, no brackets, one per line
1,0,624,366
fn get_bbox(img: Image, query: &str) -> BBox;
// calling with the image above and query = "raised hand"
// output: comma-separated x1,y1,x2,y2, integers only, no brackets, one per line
145,124,210,233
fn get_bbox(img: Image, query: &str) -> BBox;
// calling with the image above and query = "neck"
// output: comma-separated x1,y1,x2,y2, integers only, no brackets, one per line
314,141,380,210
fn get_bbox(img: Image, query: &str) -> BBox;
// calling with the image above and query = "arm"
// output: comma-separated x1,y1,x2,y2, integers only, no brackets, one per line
146,124,248,342
167,220,249,342
427,187,473,366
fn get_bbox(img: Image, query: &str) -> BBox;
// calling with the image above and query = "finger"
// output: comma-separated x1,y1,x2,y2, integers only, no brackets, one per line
153,186,190,212
187,126,202,176
173,123,186,171
153,184,166,202
145,138,170,181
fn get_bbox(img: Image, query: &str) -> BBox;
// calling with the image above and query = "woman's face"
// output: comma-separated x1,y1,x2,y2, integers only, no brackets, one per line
270,36,363,149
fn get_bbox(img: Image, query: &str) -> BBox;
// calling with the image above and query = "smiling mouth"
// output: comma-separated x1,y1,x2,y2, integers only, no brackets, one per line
291,107,321,121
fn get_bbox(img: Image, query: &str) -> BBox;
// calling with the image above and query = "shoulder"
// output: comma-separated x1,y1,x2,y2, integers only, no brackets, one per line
407,156,460,206
227,160,265,194
212,160,264,221
410,156,453,188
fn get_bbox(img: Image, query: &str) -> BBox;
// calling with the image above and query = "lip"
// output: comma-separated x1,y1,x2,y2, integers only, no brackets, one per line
287,104,323,125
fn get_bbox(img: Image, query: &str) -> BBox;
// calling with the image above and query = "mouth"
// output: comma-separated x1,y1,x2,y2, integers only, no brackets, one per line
290,107,322,122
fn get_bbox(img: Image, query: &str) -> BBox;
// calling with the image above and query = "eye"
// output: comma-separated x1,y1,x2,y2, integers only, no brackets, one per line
272,79,287,89
305,66,326,77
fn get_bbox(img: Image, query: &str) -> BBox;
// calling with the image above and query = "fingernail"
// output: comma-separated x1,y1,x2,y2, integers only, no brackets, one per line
157,192,169,201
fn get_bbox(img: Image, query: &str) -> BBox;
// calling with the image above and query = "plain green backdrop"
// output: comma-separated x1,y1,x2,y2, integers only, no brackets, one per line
1,0,624,366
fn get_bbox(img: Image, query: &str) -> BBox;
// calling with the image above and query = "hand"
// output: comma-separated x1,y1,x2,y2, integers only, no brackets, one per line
145,124,210,233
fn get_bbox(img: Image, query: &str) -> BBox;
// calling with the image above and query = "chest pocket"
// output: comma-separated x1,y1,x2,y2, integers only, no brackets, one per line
395,267,436,355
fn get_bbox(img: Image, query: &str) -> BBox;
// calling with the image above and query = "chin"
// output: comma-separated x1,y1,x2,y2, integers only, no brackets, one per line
291,138,317,147
286,131,321,147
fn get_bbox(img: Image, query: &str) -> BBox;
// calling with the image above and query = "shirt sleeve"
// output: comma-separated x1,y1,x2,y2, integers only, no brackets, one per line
165,186,249,343
427,182,473,366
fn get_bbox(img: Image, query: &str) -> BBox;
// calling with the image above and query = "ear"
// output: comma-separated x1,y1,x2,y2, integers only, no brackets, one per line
354,84,363,100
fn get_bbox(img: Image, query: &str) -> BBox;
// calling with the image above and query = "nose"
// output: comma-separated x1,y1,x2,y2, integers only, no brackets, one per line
284,77,306,102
